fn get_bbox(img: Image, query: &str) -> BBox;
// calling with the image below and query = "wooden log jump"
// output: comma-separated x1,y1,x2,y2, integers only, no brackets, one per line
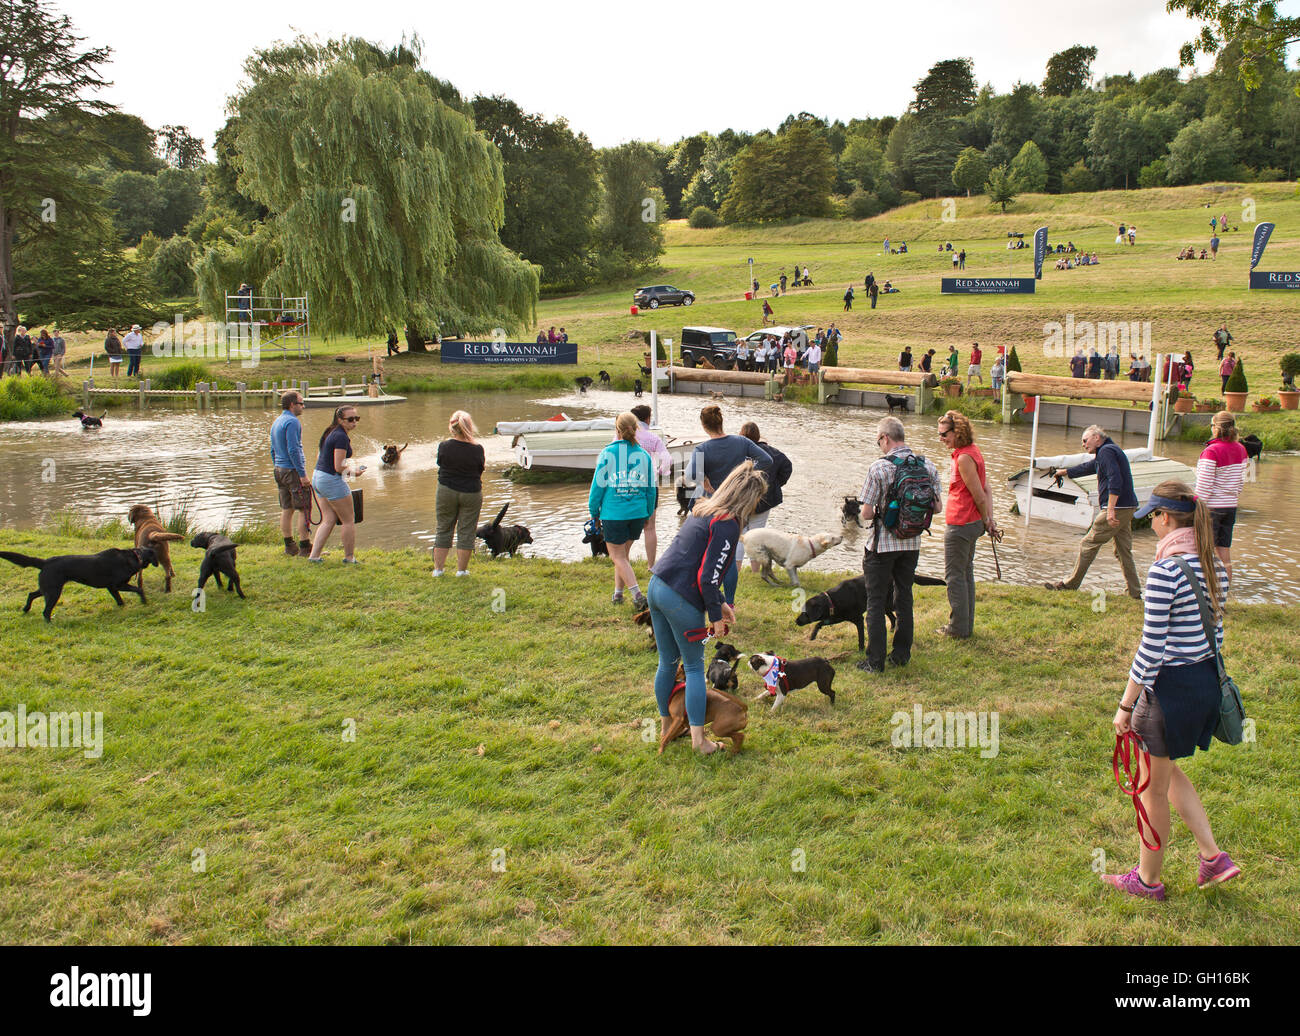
821,366,938,388
668,367,771,385
1007,371,1155,404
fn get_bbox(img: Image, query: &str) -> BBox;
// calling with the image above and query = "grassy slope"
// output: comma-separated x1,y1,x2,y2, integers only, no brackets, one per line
35,181,1300,407
1,529,1294,945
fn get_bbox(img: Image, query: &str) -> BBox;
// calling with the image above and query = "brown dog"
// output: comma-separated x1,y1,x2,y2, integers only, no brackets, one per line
127,505,183,592
658,661,750,755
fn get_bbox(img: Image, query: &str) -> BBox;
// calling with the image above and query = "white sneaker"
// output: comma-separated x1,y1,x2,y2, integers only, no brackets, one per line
455,570,469,577
432,569,444,577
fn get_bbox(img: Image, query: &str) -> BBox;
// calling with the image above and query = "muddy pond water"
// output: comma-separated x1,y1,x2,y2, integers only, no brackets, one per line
2,388,1297,604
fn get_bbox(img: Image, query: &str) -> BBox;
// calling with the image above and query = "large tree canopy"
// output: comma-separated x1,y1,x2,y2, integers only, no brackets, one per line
0,0,115,338
196,35,537,337
720,123,835,222
470,94,600,290
1043,45,1098,96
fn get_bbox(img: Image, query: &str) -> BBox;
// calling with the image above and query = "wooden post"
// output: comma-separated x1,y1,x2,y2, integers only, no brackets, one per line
1025,397,1041,526
196,382,206,411
82,381,91,409
238,382,247,408
144,379,151,409
138,378,145,409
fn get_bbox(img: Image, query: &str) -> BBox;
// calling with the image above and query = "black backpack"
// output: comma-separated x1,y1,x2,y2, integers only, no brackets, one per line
876,454,938,544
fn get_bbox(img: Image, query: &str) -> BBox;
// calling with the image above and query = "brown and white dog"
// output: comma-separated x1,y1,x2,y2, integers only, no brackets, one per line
659,658,750,754
381,443,408,466
740,528,842,588
127,504,183,593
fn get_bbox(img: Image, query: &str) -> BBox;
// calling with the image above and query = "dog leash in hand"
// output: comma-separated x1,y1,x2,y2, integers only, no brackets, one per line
1112,731,1161,851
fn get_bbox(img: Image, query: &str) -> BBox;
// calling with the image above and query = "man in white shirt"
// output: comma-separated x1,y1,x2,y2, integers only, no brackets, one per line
806,340,823,375
123,323,145,378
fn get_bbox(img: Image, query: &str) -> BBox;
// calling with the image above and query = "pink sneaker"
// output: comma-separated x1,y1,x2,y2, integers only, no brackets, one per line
1103,865,1166,901
1197,852,1241,889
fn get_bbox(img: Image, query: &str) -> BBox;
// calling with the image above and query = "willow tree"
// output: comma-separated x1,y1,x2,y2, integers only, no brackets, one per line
196,36,537,338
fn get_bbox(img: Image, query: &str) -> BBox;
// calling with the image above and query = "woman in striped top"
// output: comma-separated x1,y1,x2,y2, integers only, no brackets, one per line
1103,480,1241,901
1195,411,1249,581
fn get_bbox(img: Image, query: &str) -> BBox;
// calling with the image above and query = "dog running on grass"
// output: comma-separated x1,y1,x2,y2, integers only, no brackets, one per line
127,505,184,593
0,546,157,621
190,532,245,598
748,652,836,711
740,528,842,588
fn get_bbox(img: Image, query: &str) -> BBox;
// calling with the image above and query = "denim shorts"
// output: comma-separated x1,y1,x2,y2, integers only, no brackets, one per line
312,469,350,501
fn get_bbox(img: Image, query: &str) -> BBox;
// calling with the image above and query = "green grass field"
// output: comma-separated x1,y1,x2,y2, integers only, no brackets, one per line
1,529,1295,944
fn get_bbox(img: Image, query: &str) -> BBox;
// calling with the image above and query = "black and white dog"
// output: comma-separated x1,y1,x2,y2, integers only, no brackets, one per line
748,652,836,711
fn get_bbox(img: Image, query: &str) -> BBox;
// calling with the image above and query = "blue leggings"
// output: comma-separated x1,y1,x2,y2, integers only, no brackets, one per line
647,576,707,726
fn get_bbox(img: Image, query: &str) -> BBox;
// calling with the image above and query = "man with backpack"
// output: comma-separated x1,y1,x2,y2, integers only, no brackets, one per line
856,417,943,673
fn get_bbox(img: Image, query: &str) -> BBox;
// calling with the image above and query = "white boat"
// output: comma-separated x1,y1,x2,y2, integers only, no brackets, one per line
495,417,697,476
1007,447,1197,529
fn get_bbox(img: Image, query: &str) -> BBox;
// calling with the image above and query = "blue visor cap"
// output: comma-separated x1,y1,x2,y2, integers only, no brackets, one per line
1134,493,1197,520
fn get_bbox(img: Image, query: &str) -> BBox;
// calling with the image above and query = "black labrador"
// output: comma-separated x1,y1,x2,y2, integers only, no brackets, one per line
191,532,245,598
476,502,533,558
0,546,157,621
795,571,947,649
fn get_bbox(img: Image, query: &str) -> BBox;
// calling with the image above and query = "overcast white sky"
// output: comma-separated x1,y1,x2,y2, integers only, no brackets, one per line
57,0,1300,153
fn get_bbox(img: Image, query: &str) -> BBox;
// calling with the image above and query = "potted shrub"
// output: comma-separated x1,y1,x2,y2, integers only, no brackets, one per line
1195,397,1224,412
1279,353,1300,410
940,376,963,397
1252,395,1280,412
1223,359,1248,412
1172,383,1195,413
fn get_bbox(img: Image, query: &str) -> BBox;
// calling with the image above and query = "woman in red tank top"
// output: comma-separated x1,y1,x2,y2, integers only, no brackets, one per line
937,411,998,638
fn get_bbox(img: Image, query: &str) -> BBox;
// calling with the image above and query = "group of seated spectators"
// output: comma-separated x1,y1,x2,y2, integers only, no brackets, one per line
1007,238,1028,250
1176,246,1210,260
1054,253,1101,270
535,326,569,344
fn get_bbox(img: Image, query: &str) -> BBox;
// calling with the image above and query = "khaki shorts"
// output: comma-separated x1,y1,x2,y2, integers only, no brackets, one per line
275,467,310,510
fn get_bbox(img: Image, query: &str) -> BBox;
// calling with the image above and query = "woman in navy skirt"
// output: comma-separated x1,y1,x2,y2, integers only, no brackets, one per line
1104,480,1241,900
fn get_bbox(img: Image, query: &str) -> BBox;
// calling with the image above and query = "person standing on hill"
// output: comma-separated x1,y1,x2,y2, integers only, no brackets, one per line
123,324,144,378
865,271,875,293
843,285,854,311
898,346,913,372
1045,424,1142,599
1213,324,1232,360
1070,349,1087,379
869,281,879,309
762,298,774,325
966,343,983,391
947,345,960,379
779,272,788,295
1088,348,1102,380
1219,351,1237,393
1210,234,1219,260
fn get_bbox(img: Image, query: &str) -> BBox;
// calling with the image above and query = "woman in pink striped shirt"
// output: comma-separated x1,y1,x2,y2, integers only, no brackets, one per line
1195,411,1249,580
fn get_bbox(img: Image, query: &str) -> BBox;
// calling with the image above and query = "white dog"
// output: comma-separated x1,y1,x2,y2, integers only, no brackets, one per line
740,529,842,587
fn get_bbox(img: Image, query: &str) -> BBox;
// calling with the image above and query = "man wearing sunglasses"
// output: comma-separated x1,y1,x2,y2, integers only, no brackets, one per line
1044,424,1142,599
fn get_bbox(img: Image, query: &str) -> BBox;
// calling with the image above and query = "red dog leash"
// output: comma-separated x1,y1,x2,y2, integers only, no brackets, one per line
1113,731,1161,851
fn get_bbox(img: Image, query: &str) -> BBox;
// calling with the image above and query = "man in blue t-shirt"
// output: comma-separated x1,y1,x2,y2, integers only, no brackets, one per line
270,390,312,556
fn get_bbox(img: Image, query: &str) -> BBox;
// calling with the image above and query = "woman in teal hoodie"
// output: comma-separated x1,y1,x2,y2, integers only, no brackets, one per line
589,412,658,607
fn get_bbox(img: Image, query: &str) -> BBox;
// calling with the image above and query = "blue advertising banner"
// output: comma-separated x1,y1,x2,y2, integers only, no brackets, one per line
942,277,1036,295
1033,226,1048,279
1250,222,1274,269
1247,221,1300,288
440,341,578,364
